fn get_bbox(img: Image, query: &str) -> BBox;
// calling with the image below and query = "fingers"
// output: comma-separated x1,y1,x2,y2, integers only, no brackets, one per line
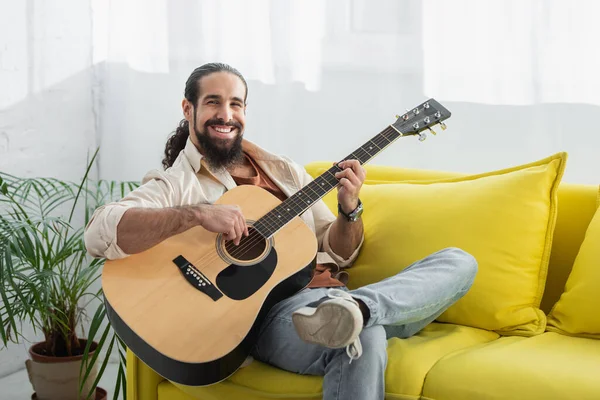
335,167,361,187
336,160,366,182
230,206,247,245
227,227,238,244
230,207,243,245
338,177,352,189
233,222,243,245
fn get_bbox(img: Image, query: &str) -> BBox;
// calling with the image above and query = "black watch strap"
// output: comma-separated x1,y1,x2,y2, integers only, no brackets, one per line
338,199,363,222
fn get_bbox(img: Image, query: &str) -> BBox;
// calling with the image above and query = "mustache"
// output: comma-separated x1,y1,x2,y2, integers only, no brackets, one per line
204,118,242,131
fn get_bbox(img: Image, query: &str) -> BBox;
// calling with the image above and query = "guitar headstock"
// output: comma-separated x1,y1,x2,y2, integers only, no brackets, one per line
391,99,451,141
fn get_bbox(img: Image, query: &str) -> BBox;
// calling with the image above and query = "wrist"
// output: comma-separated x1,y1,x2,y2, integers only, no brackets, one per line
175,205,204,229
339,198,359,215
337,198,363,222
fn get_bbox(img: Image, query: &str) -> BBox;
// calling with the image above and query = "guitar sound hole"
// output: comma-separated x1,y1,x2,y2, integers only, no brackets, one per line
224,227,267,261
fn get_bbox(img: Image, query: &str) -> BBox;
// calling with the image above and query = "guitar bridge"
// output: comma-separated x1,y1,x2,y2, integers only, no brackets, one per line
173,256,223,301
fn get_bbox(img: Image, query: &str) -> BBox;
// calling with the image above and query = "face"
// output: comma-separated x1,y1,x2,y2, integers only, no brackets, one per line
183,71,247,170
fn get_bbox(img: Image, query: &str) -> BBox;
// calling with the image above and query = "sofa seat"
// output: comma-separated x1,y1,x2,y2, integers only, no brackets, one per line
154,323,498,400
422,332,600,400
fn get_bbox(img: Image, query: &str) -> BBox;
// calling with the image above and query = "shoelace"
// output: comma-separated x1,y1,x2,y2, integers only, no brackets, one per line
346,338,363,364
326,289,364,364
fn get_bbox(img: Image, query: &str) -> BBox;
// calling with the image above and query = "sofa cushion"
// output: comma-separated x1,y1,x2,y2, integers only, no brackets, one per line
307,153,566,336
422,332,600,400
163,323,497,400
384,323,498,397
171,358,322,400
547,196,600,339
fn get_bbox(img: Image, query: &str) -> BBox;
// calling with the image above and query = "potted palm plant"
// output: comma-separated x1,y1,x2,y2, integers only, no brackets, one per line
0,150,137,400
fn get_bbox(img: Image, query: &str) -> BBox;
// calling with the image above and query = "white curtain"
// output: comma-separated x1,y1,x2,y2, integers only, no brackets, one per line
92,0,327,90
89,0,600,184
423,0,600,106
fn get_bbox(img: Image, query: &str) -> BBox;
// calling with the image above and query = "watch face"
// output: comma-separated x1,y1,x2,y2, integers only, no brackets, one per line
348,201,363,221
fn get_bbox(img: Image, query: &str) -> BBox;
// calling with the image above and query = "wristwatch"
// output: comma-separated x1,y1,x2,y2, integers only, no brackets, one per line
338,199,363,222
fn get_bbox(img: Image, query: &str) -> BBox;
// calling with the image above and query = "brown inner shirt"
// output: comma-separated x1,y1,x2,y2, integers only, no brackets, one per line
230,153,345,288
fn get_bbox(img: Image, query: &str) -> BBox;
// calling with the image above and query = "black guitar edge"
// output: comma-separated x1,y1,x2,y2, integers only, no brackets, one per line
104,251,315,386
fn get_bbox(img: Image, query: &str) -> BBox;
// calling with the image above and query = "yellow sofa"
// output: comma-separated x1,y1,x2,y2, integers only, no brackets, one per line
125,161,600,400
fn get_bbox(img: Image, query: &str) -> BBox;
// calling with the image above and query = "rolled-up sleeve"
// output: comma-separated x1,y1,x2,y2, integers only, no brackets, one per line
320,223,364,268
84,170,177,260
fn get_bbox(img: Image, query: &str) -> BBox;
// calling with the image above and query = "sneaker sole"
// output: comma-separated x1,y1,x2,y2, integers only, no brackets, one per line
292,298,363,348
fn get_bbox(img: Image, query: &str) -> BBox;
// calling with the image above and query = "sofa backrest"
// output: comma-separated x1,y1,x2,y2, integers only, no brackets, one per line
304,162,599,315
544,183,598,312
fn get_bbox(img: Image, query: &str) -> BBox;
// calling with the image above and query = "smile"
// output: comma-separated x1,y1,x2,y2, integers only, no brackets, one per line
209,125,237,139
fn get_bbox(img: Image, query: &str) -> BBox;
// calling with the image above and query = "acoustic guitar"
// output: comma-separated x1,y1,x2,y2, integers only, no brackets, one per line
102,98,451,386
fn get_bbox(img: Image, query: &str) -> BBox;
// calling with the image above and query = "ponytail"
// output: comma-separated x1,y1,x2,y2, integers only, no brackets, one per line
162,119,190,169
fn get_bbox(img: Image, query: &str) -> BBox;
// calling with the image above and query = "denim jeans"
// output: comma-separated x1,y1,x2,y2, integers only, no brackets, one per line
250,247,478,400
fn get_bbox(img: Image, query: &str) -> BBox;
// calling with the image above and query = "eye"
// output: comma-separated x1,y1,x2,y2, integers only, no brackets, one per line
232,103,242,108
207,100,218,105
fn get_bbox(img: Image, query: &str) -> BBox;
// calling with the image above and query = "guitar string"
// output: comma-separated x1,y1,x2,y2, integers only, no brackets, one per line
223,105,442,261
218,128,398,260
216,123,410,263
187,126,402,270
223,126,401,260
185,107,439,270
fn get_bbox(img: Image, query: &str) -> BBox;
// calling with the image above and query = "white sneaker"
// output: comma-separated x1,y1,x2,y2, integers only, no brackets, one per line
292,289,363,362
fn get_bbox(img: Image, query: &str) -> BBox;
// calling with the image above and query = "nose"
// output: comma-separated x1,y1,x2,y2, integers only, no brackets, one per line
216,104,233,123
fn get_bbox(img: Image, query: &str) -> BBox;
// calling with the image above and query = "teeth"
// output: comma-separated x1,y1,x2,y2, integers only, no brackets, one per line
213,127,232,133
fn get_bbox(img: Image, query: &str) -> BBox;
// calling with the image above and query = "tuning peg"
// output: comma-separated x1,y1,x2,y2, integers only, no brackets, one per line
440,122,447,130
418,132,427,142
428,127,437,136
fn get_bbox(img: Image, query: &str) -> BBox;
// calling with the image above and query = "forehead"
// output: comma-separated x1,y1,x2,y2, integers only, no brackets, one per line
198,71,246,100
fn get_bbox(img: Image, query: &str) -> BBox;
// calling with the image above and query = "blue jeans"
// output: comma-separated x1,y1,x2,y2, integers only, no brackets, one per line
250,247,478,400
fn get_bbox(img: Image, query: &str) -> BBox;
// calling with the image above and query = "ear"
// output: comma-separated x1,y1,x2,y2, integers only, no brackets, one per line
182,99,193,122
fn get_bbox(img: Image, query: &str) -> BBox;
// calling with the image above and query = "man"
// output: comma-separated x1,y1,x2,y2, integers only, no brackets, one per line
84,63,477,400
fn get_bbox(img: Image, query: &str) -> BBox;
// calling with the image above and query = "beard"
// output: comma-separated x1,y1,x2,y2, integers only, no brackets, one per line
194,117,244,170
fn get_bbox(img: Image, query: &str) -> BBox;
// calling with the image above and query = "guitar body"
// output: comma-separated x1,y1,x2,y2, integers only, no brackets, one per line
102,185,318,386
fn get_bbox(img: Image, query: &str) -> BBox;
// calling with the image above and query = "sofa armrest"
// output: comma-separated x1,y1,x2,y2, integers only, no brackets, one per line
126,348,165,400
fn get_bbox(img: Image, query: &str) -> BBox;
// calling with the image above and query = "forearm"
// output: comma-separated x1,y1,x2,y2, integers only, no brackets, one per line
116,206,199,255
327,215,364,260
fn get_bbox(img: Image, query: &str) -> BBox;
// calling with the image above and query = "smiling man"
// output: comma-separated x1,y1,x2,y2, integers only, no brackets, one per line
84,63,477,400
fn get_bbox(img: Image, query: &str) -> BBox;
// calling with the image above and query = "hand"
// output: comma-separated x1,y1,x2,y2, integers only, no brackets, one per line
195,204,249,245
334,160,366,214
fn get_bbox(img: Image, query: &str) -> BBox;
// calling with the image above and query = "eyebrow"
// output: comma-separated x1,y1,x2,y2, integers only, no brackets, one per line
203,94,245,104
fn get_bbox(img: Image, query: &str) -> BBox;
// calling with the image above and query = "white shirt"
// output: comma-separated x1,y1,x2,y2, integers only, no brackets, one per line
84,137,363,269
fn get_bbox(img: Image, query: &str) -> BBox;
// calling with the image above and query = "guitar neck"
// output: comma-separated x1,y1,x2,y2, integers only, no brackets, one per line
252,125,402,239
252,98,451,239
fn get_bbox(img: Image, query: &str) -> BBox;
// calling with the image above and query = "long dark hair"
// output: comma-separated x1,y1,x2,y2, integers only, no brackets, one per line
162,63,248,170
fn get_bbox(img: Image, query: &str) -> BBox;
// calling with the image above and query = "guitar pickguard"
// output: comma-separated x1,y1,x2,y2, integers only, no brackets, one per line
215,247,278,300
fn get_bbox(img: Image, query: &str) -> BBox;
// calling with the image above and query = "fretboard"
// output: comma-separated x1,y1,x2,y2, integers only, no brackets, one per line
253,125,403,238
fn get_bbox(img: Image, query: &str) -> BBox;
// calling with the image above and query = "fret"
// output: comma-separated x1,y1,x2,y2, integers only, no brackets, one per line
353,147,371,164
255,125,410,238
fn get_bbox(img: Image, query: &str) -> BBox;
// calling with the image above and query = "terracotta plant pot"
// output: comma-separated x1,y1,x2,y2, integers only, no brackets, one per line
26,339,102,400
32,387,107,400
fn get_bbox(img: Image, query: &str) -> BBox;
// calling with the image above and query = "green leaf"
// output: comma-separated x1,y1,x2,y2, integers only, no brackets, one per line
68,147,99,224
79,303,107,395
84,330,114,400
